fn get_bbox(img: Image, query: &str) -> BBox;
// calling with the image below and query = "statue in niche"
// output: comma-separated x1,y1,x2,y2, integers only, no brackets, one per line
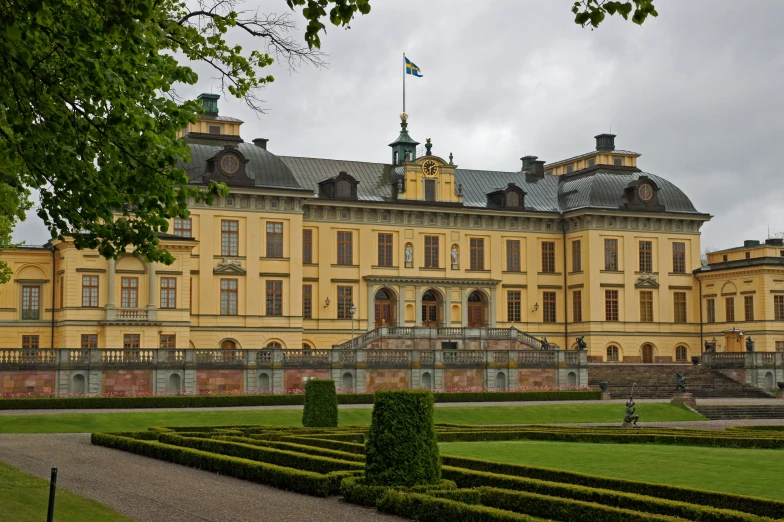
675,372,687,393
451,245,459,268
576,336,587,351
405,244,413,268
624,396,640,426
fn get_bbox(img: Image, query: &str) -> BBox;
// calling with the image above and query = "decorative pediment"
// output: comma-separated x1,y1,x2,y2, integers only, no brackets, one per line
214,258,246,275
622,175,665,212
317,171,359,200
635,273,659,288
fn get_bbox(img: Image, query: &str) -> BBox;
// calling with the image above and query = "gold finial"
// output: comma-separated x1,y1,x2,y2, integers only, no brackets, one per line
426,138,431,143
400,112,408,122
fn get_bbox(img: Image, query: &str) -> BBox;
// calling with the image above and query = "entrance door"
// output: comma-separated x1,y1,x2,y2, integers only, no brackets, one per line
375,302,392,327
421,290,440,326
642,344,654,363
468,303,483,327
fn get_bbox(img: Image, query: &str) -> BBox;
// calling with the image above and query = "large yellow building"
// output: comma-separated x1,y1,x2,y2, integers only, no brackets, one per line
4,94,781,363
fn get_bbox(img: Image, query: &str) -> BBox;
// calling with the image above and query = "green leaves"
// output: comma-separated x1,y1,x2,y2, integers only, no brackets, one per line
573,0,658,28
287,0,372,49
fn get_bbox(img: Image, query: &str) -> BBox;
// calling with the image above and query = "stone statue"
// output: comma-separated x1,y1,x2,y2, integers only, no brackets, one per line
675,372,687,393
576,336,587,351
703,340,716,353
541,337,550,351
624,396,639,426
451,245,459,266
745,336,754,352
405,244,413,266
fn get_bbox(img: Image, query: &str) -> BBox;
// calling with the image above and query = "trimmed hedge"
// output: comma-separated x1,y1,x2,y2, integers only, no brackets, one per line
156,433,363,474
428,488,482,505
0,389,598,410
339,476,457,508
279,436,365,454
478,487,682,522
218,437,365,462
441,455,784,519
302,379,339,428
91,433,332,496
377,490,540,522
365,390,441,487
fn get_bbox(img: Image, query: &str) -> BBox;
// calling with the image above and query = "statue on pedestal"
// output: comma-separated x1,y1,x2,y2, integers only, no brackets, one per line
746,336,755,352
451,245,459,268
576,336,587,351
540,337,550,351
703,340,716,353
405,244,413,268
675,372,687,393
624,396,639,426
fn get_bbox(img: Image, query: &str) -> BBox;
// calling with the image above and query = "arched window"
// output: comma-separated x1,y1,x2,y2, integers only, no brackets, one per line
675,345,688,362
302,342,312,350
506,191,520,208
467,291,483,303
606,345,620,362
336,179,352,198
266,341,282,349
220,339,237,349
375,289,391,300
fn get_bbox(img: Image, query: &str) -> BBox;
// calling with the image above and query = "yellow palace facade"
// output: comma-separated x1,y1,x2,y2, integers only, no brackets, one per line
2,94,783,362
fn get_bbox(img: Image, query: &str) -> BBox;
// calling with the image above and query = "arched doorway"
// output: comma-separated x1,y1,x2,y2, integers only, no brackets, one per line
764,372,774,389
567,372,577,386
467,291,486,327
258,372,271,391
71,374,85,395
221,339,237,349
495,372,506,390
642,344,654,363
421,290,441,327
421,372,432,390
266,341,283,349
167,373,181,393
374,288,396,327
342,372,354,390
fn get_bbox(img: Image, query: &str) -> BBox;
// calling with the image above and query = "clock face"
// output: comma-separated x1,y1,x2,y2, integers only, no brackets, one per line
220,154,240,175
637,183,653,201
422,160,438,176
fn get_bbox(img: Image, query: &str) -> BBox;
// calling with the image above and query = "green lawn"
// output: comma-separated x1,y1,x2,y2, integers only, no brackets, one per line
0,462,131,521
439,440,784,501
0,403,701,433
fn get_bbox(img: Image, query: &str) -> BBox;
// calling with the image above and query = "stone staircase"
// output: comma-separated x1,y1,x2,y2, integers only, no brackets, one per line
588,364,772,399
693,405,784,420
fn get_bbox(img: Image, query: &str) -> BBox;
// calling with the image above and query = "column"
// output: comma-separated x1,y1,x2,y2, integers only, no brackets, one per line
489,286,497,327
397,285,406,327
415,285,423,327
107,259,116,308
444,286,452,327
461,287,468,326
367,283,375,331
147,261,157,308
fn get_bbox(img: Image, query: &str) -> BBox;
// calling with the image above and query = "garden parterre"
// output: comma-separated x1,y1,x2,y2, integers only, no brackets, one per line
91,423,784,521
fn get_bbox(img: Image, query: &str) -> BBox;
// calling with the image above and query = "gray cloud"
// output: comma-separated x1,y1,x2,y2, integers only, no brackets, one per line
12,0,784,250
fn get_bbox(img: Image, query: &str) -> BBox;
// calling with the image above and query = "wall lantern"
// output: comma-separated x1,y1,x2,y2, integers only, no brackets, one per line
324,297,330,308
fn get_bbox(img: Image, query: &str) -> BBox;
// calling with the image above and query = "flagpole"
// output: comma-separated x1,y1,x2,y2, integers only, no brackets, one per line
403,52,406,113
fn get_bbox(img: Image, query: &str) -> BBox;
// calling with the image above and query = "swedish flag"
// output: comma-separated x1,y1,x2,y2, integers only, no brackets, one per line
405,57,423,77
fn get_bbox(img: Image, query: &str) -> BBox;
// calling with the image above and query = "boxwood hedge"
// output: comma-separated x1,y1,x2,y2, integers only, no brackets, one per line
377,490,540,522
302,379,338,428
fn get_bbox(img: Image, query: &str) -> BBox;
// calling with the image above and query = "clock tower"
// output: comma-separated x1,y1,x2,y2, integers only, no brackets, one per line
395,136,463,205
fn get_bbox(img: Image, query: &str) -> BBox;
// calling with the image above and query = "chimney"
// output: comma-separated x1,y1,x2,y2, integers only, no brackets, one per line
520,155,538,171
252,138,269,150
594,133,616,152
743,240,761,248
531,160,545,178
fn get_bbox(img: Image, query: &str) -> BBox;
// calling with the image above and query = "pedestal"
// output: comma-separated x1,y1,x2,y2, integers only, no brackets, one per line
671,392,696,408
621,422,636,429
600,391,612,400
776,390,784,400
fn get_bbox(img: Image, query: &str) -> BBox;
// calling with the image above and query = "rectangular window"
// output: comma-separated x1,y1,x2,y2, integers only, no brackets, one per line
160,335,176,349
208,124,221,134
302,229,313,264
674,292,687,323
21,286,40,320
337,231,353,265
725,296,735,322
221,220,239,256
424,236,439,268
160,277,176,309
303,284,312,319
573,290,582,322
120,277,138,308
543,292,556,323
639,241,653,272
81,334,98,349
673,242,686,273
640,291,653,322
706,298,716,323
744,295,754,321
378,233,393,267
266,222,283,258
424,179,436,201
220,279,238,316
266,280,283,316
613,157,623,166
541,242,555,273
507,291,521,322
22,335,39,349
173,218,192,238
774,295,784,321
506,240,521,272
605,290,619,321
337,286,353,319
123,334,140,349
82,275,99,308
470,238,485,270
604,239,618,270
571,240,582,272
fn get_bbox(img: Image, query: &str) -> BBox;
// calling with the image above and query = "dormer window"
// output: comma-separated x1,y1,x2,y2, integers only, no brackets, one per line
506,191,520,207
337,179,352,198
318,171,359,200
487,183,526,211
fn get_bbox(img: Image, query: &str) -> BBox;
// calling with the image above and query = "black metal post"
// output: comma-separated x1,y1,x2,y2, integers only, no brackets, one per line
47,467,58,522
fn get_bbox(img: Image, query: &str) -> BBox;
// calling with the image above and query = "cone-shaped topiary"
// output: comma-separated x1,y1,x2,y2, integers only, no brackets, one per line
365,389,441,487
302,379,338,427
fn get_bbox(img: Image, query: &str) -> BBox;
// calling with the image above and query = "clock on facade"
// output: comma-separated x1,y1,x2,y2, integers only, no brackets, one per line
637,183,653,201
220,154,240,175
422,160,438,176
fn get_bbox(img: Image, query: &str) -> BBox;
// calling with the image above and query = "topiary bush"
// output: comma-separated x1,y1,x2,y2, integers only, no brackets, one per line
302,379,338,427
365,389,441,487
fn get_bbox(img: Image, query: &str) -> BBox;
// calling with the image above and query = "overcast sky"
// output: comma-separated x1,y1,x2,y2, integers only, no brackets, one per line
12,0,784,251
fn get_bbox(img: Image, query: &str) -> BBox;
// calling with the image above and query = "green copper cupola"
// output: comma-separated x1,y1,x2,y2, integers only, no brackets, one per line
198,93,220,115
389,112,419,165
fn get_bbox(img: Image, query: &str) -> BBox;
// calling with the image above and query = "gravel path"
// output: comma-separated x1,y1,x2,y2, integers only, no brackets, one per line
0,433,401,522
0,397,779,416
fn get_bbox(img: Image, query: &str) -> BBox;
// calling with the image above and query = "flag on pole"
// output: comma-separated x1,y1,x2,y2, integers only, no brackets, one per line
405,57,423,77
